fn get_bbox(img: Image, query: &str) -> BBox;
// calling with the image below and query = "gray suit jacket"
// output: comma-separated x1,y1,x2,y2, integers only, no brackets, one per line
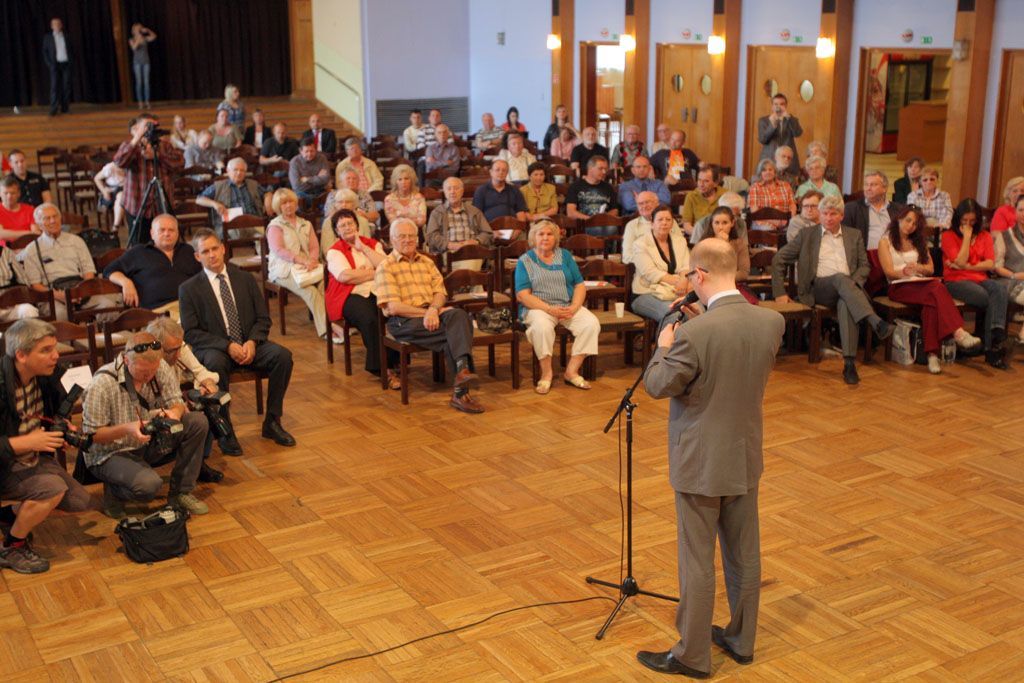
770,226,870,306
644,294,785,496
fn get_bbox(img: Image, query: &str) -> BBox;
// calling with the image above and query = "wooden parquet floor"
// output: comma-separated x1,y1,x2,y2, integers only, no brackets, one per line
2,301,1023,682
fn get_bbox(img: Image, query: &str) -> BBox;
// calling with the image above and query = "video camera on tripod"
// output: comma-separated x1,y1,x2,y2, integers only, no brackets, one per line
143,121,171,146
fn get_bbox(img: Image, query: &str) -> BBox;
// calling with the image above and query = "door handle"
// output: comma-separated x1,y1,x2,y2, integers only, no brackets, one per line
692,107,698,123
681,108,689,123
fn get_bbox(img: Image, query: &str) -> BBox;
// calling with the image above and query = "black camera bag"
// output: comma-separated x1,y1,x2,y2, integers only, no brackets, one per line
116,507,190,563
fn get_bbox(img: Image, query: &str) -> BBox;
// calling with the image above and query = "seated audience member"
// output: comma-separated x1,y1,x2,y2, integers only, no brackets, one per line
23,203,118,319
416,109,442,150
649,123,671,154
543,105,576,151
321,189,372,253
803,141,839,184
425,178,493,266
0,320,93,574
184,130,224,172
514,220,600,394
570,127,609,174
631,205,692,322
403,109,424,154
690,192,747,243
288,137,332,200
611,125,647,169
622,191,660,264
375,218,485,413
242,108,268,148
796,155,841,199
772,195,893,385
773,146,800,191
5,150,51,206
843,170,903,250
520,163,558,220
266,189,327,338
618,156,670,215
425,124,461,176
208,108,242,152
327,168,379,225
991,177,1024,233
549,125,580,160
502,106,527,134
497,133,535,184
105,214,201,318
787,190,823,242
906,167,953,230
93,158,126,228
474,113,505,154
748,158,795,230
649,130,700,186
335,137,383,192
0,246,38,322
144,317,234,471
384,164,426,228
303,114,337,155
82,332,209,518
259,123,300,166
169,115,198,151
878,206,981,374
680,166,725,233
179,229,296,446
892,156,924,205
0,177,37,240
324,209,399,388
566,156,618,229
942,199,1010,369
699,206,756,304
196,158,270,235
994,194,1024,344
217,84,245,126
472,160,528,222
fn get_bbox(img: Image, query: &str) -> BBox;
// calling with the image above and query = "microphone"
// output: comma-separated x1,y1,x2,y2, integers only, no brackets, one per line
668,291,700,321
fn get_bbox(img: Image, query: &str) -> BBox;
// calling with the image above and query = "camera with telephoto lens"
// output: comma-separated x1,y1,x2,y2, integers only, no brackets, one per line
145,121,170,145
141,415,184,437
185,389,232,439
43,384,93,451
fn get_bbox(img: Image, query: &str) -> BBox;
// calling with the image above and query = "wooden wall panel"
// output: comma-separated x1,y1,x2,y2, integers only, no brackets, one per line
989,50,1024,206
551,0,575,119
290,0,315,97
623,0,650,139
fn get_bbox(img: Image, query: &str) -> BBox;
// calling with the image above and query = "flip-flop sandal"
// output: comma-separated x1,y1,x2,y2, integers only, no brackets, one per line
535,379,552,395
563,375,591,390
386,371,402,390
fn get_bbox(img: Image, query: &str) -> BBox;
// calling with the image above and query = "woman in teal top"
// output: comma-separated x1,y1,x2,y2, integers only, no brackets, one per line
514,220,600,394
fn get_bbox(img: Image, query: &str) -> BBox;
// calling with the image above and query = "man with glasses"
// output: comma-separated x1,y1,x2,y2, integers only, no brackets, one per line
787,190,823,242
618,156,670,215
82,332,209,518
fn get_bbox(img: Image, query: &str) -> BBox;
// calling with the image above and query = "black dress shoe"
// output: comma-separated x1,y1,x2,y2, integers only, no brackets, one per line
198,462,224,483
842,360,860,385
218,435,243,456
986,349,1010,370
636,651,709,678
261,419,296,447
711,625,753,665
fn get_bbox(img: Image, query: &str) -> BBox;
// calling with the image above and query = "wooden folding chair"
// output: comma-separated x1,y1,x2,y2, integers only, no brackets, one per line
376,306,446,405
65,278,125,324
0,287,55,332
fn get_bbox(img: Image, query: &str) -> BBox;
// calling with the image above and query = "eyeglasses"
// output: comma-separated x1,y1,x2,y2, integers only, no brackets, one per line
684,267,707,280
802,204,820,210
128,341,162,354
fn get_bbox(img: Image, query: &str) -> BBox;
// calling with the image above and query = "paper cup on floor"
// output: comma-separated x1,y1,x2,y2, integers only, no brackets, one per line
614,302,625,318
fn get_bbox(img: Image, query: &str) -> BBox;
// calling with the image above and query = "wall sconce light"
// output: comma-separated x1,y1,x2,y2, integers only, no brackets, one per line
952,39,970,61
619,33,636,51
815,36,836,59
707,35,725,55
546,34,561,50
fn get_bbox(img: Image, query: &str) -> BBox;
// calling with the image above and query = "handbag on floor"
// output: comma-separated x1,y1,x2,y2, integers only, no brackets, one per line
890,318,920,366
115,506,190,563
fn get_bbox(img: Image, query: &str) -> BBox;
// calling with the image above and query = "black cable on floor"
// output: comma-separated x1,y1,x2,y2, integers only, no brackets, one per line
269,595,618,681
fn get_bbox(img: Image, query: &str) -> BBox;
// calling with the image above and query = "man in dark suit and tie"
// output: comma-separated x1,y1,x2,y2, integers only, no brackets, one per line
42,17,72,116
638,239,785,679
302,113,337,155
178,228,296,449
772,194,892,385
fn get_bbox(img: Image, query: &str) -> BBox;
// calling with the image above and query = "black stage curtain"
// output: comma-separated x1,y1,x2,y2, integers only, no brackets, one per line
0,0,121,107
124,0,292,105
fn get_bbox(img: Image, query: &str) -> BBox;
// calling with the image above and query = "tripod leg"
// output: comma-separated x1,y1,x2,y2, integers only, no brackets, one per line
594,591,629,640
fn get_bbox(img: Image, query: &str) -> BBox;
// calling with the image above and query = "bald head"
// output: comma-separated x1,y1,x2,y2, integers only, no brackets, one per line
691,238,737,279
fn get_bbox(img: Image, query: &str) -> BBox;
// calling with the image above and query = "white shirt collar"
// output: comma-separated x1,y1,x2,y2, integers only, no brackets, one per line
707,289,741,307
204,266,227,282
821,226,843,238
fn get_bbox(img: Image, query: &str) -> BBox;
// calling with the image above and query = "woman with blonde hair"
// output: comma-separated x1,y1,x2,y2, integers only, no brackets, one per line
169,115,197,151
796,155,840,198
208,108,242,152
266,188,328,339
991,176,1024,232
320,188,372,255
216,84,244,127
383,164,426,228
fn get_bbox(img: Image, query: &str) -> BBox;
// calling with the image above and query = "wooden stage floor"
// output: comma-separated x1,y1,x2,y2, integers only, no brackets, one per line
2,301,1022,681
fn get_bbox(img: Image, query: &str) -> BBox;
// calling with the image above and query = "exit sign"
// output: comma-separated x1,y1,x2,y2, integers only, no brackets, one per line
794,35,804,43
921,36,933,44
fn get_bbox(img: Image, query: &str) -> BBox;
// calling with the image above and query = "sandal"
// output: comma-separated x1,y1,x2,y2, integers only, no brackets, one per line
535,379,552,395
563,375,592,390
386,371,402,391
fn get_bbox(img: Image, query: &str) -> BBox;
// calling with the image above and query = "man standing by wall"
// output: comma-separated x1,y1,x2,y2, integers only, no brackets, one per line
42,17,72,116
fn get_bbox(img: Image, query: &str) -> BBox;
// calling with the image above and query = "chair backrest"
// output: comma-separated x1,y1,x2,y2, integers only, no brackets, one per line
748,207,791,223
66,278,125,323
497,241,530,293
53,320,100,371
445,244,496,274
61,212,89,230
0,287,55,331
9,233,40,251
444,269,494,306
583,213,625,231
78,228,120,258
261,160,290,175
179,165,214,179
563,233,606,258
489,215,528,231
94,248,126,272
102,307,167,362
580,258,632,304
747,230,783,249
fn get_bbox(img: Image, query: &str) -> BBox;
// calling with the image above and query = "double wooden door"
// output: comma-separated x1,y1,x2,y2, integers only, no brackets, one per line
655,44,720,165
990,50,1024,205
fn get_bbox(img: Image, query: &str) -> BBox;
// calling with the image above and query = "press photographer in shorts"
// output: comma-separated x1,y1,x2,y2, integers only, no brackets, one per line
81,332,209,518
0,320,93,574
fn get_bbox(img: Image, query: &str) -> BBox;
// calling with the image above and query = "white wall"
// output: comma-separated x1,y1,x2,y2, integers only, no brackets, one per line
646,0,713,144
978,1,1024,204
312,0,365,132
573,0,626,129
468,0,551,139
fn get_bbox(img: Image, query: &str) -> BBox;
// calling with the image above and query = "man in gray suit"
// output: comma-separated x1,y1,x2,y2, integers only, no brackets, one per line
638,239,785,678
756,93,802,174
771,194,892,385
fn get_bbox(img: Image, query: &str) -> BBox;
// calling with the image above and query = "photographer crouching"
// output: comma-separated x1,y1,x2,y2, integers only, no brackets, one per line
82,332,209,518
113,112,183,247
0,320,94,574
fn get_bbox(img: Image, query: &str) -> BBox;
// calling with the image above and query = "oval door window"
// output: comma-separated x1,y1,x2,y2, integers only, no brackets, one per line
799,79,814,102
763,79,779,98
700,74,712,95
672,74,684,92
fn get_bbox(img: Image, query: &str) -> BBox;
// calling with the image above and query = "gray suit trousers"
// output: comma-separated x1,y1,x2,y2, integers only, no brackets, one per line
812,274,875,356
672,487,760,673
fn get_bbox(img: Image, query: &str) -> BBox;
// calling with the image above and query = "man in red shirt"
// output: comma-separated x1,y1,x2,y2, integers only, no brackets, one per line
0,178,38,241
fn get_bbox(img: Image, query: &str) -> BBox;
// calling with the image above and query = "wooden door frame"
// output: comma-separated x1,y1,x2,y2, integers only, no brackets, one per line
988,49,1022,205
851,47,951,191
579,40,619,130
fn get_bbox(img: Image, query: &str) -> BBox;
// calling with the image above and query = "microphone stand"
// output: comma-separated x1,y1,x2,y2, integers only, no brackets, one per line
586,311,680,640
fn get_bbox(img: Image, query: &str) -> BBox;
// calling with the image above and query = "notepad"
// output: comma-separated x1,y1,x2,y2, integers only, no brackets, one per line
60,365,94,393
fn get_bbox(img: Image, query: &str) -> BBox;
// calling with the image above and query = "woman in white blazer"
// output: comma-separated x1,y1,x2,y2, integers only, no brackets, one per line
630,205,691,322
